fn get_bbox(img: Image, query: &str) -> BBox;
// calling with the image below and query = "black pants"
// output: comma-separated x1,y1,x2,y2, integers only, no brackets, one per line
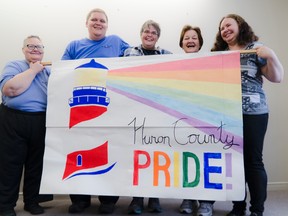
0,104,46,212
232,114,268,215
70,194,119,204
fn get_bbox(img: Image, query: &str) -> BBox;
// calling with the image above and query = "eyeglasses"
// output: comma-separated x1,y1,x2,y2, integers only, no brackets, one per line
143,30,158,36
26,44,44,51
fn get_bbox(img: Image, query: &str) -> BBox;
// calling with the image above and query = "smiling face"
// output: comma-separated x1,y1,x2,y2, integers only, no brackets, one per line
181,29,201,53
22,37,44,63
140,25,159,50
86,11,108,41
220,17,240,46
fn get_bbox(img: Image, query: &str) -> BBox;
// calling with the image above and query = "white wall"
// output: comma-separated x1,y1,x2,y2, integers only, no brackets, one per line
0,0,287,189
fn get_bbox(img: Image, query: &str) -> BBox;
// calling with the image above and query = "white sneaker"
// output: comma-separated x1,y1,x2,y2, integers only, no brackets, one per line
197,202,213,216
179,199,198,214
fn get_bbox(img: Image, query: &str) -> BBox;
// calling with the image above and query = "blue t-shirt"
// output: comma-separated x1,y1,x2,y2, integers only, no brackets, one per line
61,35,130,60
0,60,50,112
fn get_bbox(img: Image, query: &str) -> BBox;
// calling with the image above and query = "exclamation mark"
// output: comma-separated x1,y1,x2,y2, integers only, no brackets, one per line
225,153,232,190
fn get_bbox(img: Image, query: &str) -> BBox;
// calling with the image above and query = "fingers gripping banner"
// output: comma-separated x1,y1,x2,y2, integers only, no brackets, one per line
40,52,245,201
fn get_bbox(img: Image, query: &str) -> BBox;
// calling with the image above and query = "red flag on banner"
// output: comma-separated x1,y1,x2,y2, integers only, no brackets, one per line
62,141,108,179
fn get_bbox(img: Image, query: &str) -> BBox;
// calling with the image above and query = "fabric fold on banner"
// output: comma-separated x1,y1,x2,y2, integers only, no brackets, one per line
41,52,245,201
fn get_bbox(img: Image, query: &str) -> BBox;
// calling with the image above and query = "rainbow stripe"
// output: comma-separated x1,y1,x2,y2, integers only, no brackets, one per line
107,52,243,152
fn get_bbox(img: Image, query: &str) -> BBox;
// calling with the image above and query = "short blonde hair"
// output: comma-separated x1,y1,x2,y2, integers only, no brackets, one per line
86,8,108,22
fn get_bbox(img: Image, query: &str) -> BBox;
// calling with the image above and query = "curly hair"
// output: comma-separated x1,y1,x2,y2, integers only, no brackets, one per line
211,14,258,51
179,25,203,50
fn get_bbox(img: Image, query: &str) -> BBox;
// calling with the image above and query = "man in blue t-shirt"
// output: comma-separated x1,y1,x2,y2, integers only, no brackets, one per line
61,8,130,215
62,8,129,60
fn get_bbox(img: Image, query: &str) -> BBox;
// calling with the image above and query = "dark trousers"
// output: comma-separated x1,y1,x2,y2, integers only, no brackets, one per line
0,104,46,212
70,194,119,204
232,114,268,215
199,200,215,204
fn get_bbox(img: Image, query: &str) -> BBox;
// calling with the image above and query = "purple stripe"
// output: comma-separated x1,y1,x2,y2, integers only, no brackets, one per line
225,153,232,177
226,184,233,190
108,86,243,153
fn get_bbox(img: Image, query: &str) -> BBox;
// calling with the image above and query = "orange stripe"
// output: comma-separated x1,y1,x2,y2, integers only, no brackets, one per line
108,68,241,84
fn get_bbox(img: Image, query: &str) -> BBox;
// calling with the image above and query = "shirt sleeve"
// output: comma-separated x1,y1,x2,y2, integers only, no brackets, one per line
120,39,130,57
61,42,75,60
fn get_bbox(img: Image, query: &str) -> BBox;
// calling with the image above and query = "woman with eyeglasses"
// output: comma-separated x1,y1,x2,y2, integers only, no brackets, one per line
124,20,172,215
124,19,172,57
0,35,51,216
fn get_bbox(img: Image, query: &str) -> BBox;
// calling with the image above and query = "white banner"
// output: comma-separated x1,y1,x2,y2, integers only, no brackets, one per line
41,52,245,201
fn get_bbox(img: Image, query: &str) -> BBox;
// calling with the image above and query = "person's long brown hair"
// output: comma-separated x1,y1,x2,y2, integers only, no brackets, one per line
211,14,258,51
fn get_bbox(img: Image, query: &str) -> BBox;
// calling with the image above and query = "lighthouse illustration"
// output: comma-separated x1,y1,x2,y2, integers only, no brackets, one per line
62,59,116,180
68,59,110,128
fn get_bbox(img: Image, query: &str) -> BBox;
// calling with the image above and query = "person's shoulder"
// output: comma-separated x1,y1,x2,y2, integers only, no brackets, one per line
247,41,264,49
125,46,136,51
2,60,27,75
7,59,25,63
162,49,173,54
107,34,122,39
123,46,141,56
5,59,26,67
106,34,127,42
66,38,87,45
123,47,134,56
246,42,267,64
157,47,172,54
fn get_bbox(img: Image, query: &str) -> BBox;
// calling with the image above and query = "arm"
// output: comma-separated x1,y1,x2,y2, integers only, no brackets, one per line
2,61,44,97
256,46,284,83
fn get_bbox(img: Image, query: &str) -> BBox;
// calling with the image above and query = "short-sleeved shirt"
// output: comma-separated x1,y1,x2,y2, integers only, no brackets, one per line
124,45,172,56
0,60,50,112
61,36,130,60
241,42,268,115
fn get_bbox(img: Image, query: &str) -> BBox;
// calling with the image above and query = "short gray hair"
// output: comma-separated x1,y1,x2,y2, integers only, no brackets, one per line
23,35,42,47
140,20,161,37
86,8,108,22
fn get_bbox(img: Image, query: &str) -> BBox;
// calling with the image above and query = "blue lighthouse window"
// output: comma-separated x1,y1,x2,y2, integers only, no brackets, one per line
77,154,83,166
